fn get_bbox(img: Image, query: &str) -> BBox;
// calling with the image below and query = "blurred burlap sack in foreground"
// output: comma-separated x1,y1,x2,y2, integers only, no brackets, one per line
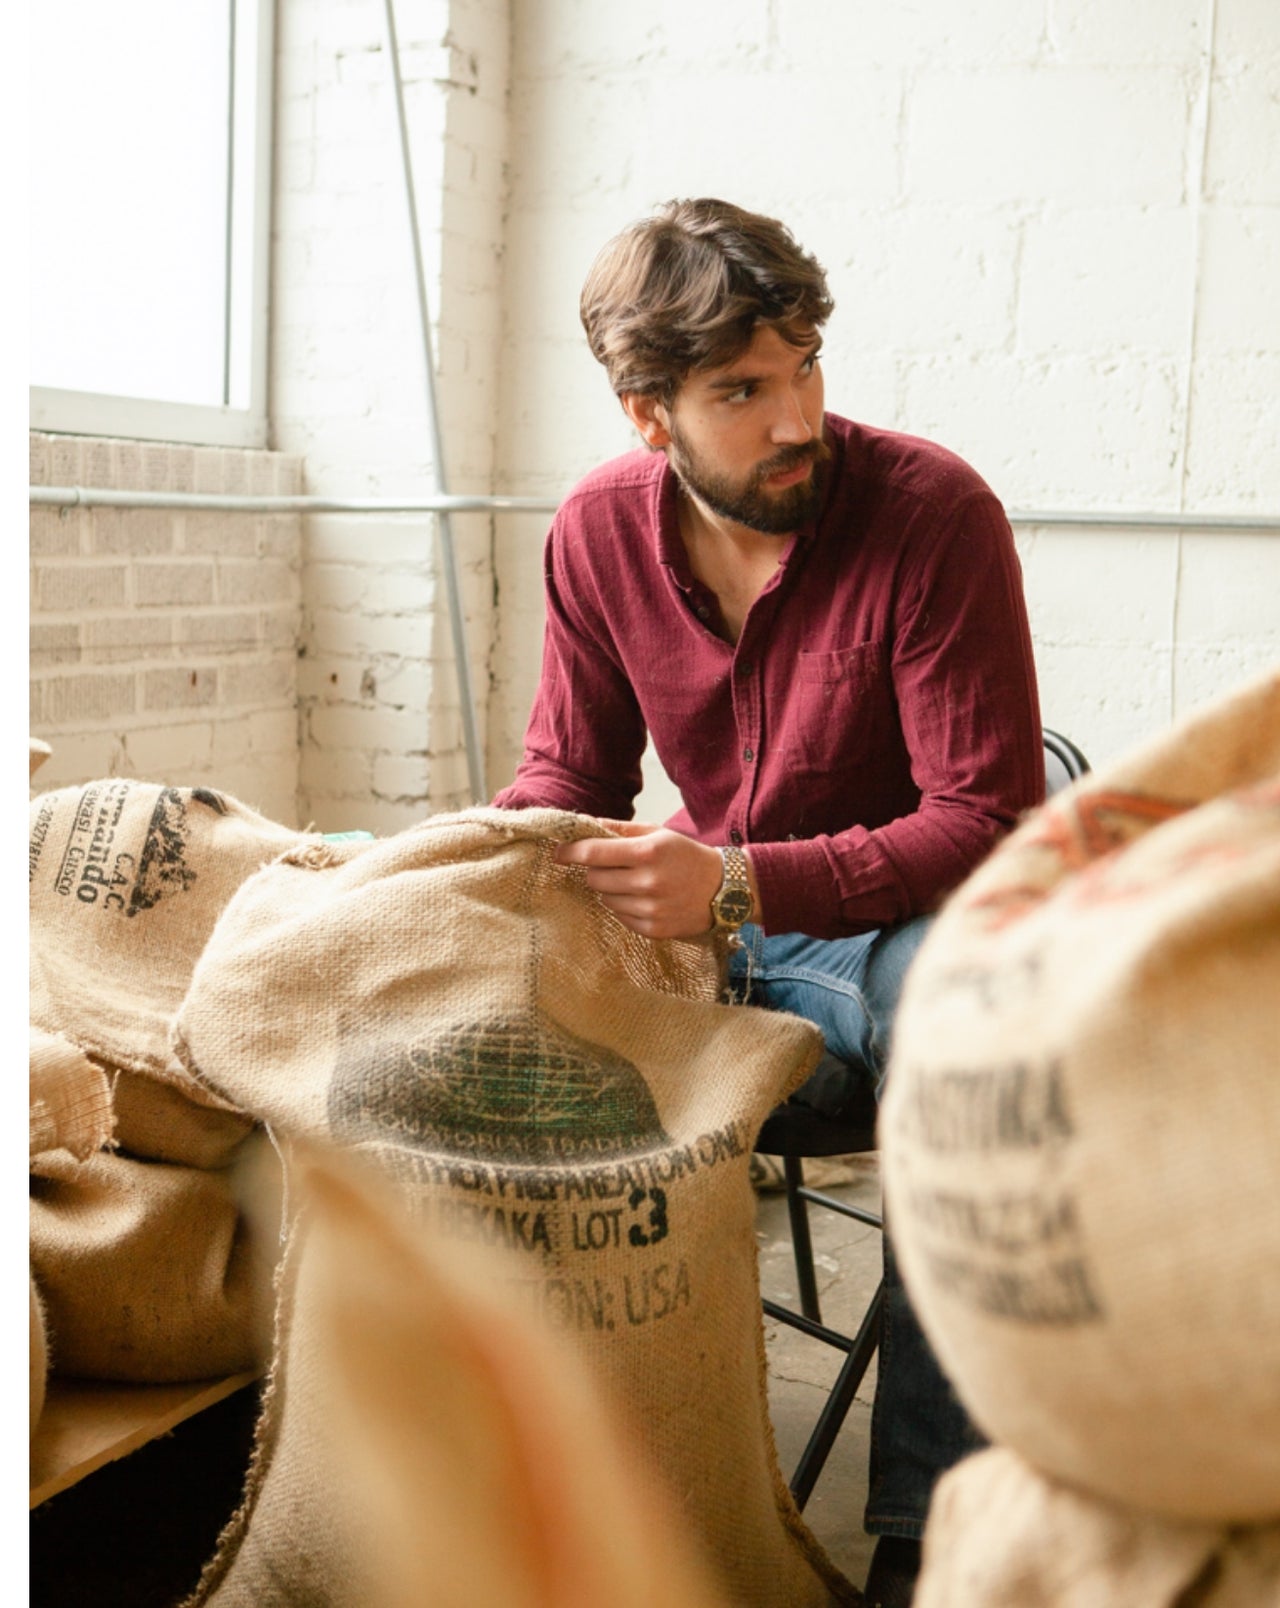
880,666,1280,1522
190,1144,733,1608
29,781,305,1384
175,807,856,1608
915,1449,1280,1608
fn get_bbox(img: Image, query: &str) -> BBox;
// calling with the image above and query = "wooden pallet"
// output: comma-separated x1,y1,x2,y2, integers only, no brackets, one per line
30,1371,260,1509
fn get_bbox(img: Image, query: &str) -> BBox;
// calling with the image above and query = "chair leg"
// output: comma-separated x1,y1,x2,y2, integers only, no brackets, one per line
789,1280,884,1511
783,1154,822,1323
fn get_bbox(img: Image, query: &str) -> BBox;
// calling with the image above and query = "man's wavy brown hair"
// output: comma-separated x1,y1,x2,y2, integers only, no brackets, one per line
580,198,834,403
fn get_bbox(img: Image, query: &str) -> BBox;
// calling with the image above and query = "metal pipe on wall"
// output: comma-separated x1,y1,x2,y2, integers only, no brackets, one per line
1008,510,1280,531
382,0,487,802
29,487,559,514
27,484,1280,531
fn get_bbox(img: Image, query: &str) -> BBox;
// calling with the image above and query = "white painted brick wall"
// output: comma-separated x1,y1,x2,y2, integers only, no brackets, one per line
28,432,304,825
273,0,510,834
35,2,1275,833
490,0,1280,803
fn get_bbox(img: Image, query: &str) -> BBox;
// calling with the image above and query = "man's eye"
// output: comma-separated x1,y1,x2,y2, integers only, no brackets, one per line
801,353,820,375
725,384,755,404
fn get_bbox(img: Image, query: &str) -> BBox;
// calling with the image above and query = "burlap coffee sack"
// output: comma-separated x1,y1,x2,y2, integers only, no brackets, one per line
29,779,312,1103
175,807,854,1608
750,1152,876,1192
880,666,1280,1521
915,1448,1280,1608
29,1025,114,1162
188,1144,733,1608
110,1068,256,1169
29,1138,279,1382
31,1271,49,1439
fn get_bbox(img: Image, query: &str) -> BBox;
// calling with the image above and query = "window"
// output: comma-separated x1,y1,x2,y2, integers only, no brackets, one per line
29,0,274,448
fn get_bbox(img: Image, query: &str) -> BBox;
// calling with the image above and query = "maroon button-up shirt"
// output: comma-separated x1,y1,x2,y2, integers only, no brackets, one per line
494,413,1044,939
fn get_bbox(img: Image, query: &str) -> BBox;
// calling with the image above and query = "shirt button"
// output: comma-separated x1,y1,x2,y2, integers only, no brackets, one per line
696,605,710,619
742,746,754,763
729,828,743,845
737,661,753,676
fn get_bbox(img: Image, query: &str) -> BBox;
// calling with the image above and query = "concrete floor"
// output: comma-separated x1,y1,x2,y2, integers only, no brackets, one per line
757,1155,884,1595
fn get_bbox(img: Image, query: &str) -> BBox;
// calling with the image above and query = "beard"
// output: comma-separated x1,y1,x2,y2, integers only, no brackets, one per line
667,424,832,535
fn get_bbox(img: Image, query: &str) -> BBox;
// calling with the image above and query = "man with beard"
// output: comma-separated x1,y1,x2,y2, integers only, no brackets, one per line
493,198,1043,1606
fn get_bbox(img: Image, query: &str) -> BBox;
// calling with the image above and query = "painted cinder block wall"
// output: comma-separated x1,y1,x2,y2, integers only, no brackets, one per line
490,0,1280,808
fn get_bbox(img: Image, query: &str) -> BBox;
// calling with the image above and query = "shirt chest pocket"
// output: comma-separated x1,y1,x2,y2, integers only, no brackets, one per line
789,641,892,775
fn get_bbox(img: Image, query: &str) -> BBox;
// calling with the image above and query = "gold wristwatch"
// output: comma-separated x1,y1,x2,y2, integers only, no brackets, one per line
710,845,754,932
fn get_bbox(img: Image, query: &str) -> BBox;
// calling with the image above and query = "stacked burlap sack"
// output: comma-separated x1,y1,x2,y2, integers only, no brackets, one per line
29,1024,114,1435
29,781,307,1411
878,666,1280,1605
172,806,858,1608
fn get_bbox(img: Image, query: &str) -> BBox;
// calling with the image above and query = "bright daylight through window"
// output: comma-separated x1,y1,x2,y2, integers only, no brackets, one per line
30,0,273,447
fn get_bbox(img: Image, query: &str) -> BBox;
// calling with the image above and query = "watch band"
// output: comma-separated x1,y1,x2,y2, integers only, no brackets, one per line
721,844,749,890
711,845,754,931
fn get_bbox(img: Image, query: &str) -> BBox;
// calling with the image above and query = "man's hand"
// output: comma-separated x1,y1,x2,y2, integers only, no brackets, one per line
554,822,737,940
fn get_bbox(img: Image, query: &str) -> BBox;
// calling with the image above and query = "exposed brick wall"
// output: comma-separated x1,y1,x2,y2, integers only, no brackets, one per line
28,432,304,826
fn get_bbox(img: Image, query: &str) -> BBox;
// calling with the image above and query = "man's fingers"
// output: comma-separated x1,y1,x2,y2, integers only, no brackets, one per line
554,833,647,867
595,894,711,941
594,892,652,919
550,827,719,941
578,867,656,896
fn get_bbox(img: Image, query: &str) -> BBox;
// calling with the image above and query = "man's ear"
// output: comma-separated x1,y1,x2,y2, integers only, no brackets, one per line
620,392,672,450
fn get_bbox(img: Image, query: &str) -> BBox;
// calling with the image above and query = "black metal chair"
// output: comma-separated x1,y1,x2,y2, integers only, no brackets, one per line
756,727,1091,1509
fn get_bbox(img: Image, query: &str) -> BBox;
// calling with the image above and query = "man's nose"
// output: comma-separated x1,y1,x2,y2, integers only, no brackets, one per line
769,388,813,444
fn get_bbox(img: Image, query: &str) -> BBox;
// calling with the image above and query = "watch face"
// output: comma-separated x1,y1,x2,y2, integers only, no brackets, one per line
715,887,753,925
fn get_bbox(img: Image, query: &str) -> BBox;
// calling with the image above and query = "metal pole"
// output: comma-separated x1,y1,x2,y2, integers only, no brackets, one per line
382,0,487,802
1006,510,1280,532
29,486,558,514
28,483,1280,531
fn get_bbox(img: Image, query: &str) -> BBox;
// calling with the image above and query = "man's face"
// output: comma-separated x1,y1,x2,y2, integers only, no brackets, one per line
662,323,830,535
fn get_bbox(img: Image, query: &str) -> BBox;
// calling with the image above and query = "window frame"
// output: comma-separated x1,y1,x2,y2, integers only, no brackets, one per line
29,0,276,451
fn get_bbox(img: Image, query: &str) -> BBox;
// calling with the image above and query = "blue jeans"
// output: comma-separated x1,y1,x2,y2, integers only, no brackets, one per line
729,919,985,1538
